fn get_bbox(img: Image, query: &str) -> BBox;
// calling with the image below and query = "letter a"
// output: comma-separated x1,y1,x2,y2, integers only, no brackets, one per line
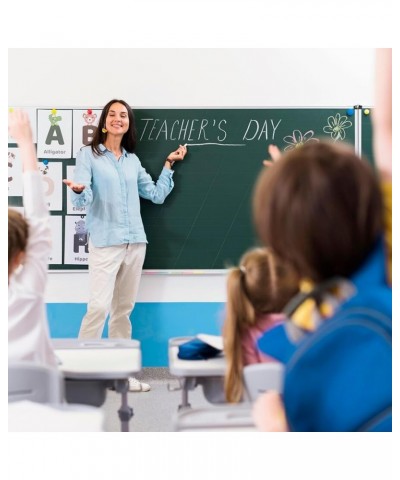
45,125,65,145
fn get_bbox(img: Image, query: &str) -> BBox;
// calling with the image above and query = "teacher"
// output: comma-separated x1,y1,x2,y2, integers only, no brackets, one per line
64,99,187,392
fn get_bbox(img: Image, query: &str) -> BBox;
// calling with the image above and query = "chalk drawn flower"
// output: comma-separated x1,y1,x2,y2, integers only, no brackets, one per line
283,130,319,151
323,113,352,141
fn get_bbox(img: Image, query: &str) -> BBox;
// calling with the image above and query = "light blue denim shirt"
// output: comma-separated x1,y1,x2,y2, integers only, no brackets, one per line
71,144,174,247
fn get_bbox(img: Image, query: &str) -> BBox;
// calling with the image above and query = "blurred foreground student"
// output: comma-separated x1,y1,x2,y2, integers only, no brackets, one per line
252,140,392,431
223,248,298,403
8,110,57,367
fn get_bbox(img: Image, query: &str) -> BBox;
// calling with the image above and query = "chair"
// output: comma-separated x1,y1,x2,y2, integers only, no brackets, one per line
172,404,256,432
8,361,64,404
243,362,284,401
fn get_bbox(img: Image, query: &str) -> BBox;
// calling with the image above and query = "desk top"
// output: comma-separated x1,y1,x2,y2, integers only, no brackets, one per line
8,400,105,432
169,337,226,377
52,339,141,380
173,405,257,432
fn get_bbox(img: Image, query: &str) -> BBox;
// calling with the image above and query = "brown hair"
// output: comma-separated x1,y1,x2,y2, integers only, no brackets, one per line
90,99,137,157
223,248,299,403
8,208,29,276
253,141,383,283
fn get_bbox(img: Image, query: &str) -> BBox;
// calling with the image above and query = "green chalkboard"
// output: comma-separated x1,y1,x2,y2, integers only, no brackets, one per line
135,108,358,269
9,107,372,271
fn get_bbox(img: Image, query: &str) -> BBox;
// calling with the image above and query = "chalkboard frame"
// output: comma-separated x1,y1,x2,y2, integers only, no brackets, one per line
8,106,374,273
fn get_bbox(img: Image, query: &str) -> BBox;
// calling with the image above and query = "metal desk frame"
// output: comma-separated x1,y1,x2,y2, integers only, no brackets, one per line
53,338,141,432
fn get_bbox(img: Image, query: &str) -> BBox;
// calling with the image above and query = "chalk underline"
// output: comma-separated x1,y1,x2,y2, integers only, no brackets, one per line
185,143,246,147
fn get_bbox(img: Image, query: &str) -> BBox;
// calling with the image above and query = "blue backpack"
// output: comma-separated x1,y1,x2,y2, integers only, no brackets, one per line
284,306,392,431
257,242,392,432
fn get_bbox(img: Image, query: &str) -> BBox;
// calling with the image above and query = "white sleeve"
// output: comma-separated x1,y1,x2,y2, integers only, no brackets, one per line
16,171,52,294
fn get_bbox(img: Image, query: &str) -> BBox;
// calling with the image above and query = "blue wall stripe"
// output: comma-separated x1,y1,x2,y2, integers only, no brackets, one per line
46,303,225,367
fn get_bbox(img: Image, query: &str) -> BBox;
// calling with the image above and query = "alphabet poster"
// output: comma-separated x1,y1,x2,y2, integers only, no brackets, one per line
8,147,23,196
64,215,90,265
36,109,72,159
48,216,63,264
72,109,101,157
38,160,63,211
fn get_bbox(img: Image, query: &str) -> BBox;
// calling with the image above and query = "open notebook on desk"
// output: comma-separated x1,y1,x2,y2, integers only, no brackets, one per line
196,334,223,351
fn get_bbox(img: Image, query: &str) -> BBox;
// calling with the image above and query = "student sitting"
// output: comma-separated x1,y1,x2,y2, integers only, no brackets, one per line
223,248,298,403
251,140,392,431
8,110,57,367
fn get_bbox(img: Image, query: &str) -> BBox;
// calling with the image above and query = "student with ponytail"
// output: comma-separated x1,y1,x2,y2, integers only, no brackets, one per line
223,248,298,403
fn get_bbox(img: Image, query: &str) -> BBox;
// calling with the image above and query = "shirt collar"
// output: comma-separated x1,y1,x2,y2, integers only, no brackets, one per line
99,143,128,157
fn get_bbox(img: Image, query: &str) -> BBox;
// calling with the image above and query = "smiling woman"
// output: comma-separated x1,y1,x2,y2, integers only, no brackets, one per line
62,99,187,392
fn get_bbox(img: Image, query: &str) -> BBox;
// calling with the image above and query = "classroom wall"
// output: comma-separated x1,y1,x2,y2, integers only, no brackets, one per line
8,48,376,366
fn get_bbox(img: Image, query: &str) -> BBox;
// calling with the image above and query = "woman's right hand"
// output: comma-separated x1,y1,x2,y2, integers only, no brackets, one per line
63,179,86,193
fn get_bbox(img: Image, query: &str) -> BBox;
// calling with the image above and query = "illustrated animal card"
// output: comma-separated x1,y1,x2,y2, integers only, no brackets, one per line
64,215,90,265
8,147,23,196
72,108,101,157
48,216,63,264
36,109,72,159
38,160,63,211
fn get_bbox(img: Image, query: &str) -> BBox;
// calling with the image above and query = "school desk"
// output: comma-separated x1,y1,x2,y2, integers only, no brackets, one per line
172,404,257,432
8,400,105,432
52,338,141,432
168,337,227,410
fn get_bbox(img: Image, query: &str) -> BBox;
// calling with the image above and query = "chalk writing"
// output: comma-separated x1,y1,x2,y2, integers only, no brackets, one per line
138,118,283,143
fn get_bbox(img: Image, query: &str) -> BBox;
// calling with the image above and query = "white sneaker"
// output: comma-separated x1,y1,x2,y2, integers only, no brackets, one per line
128,377,151,392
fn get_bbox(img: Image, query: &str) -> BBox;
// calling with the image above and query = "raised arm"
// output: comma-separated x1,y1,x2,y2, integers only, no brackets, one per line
263,144,282,167
8,110,51,292
163,144,187,169
8,110,37,172
372,48,392,181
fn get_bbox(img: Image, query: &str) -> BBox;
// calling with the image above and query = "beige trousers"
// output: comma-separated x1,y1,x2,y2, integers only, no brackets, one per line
78,241,147,339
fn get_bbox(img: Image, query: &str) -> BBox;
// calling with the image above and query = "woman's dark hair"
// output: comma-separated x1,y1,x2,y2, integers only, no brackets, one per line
91,99,137,156
253,141,383,282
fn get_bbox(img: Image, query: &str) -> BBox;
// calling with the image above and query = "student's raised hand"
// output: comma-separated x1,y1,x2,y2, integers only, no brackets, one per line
63,179,86,193
167,144,187,163
263,144,282,167
8,110,33,145
252,390,288,432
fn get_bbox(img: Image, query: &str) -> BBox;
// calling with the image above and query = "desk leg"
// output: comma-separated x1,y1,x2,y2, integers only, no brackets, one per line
114,379,133,432
178,378,197,411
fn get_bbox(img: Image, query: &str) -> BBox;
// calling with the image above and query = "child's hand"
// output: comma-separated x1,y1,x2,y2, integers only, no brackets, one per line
8,110,33,145
252,390,288,432
263,144,282,167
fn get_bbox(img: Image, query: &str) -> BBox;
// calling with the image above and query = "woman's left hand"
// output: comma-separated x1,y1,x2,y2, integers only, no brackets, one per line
167,144,187,163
